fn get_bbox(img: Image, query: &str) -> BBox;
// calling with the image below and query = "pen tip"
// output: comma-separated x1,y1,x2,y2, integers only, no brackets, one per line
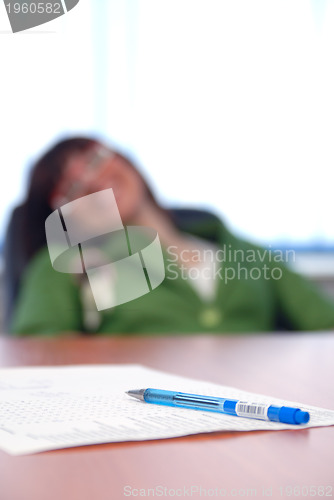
126,389,146,401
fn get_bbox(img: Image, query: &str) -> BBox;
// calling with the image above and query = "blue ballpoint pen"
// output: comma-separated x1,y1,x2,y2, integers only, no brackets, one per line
126,388,310,425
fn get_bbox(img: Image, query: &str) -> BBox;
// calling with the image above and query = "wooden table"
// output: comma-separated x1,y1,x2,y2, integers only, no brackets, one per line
0,333,333,500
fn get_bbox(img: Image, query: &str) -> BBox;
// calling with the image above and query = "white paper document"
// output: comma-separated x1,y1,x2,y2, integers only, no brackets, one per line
0,364,334,455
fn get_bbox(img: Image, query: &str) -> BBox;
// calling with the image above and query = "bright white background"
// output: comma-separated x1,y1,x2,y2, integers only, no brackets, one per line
0,0,333,246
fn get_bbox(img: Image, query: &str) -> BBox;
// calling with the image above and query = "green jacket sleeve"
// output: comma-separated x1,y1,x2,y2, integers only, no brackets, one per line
11,249,84,336
271,262,334,331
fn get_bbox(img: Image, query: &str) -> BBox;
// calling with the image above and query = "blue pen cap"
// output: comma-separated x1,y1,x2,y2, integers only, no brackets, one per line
278,406,310,425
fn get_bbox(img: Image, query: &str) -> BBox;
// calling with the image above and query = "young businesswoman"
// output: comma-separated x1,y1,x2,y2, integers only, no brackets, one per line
7,137,334,335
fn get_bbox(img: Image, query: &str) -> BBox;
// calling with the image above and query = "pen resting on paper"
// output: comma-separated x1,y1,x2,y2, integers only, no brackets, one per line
126,388,310,425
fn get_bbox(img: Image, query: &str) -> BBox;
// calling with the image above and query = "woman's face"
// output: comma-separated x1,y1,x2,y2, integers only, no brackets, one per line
50,144,147,223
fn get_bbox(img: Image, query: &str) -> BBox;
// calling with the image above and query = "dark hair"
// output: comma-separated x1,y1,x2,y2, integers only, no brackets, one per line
22,137,99,262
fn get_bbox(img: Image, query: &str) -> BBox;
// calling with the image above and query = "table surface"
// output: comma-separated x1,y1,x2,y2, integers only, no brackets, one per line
0,333,333,500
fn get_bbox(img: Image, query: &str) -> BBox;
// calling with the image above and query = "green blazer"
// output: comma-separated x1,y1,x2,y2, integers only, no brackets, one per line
10,212,334,335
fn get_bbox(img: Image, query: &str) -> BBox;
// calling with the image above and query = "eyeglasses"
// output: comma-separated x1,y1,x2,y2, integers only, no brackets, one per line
64,145,116,201
85,145,115,170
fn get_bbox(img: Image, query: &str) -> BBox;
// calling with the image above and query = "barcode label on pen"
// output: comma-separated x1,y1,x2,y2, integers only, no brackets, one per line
235,401,270,420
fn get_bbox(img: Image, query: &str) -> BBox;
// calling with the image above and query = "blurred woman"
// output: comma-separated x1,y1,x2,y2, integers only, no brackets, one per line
6,137,334,335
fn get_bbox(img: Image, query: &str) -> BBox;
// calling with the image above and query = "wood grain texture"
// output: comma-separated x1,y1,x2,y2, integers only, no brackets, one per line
0,333,333,500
